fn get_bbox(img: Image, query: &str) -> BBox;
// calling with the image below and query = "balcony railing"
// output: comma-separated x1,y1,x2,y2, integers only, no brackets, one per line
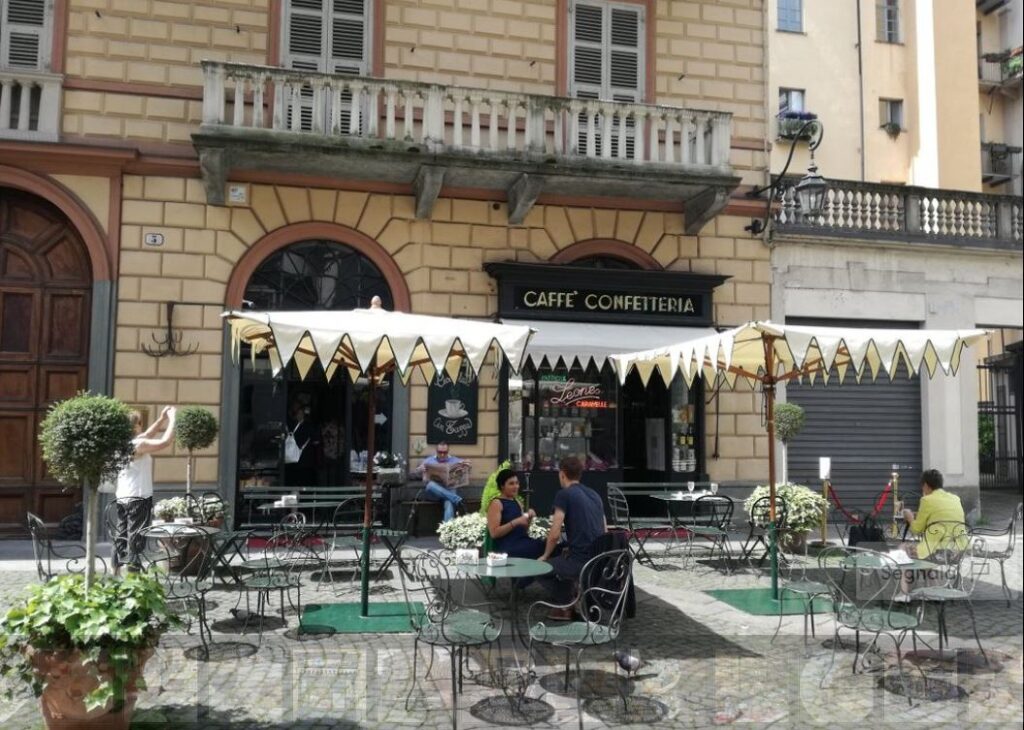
0,70,62,142
979,48,1023,88
200,61,732,169
773,177,1022,250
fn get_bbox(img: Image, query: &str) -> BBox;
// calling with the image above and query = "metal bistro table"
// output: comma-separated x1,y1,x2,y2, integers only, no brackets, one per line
650,490,729,555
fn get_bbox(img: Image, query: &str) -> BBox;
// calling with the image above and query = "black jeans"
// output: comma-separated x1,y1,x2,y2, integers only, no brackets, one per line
539,550,587,605
114,497,152,569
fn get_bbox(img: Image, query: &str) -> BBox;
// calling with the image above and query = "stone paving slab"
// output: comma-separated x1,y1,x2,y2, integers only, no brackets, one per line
1,491,1021,728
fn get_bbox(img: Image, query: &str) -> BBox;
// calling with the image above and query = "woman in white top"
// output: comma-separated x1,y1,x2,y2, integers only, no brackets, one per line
114,406,176,572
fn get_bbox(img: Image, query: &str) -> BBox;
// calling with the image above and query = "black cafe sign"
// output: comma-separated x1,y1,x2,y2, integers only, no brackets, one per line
485,260,725,326
515,286,699,317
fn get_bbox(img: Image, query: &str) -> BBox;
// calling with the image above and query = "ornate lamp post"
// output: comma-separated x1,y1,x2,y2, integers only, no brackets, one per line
744,119,827,237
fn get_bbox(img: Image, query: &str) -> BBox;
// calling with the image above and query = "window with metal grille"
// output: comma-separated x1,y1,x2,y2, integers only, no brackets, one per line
569,1,644,158
876,0,900,43
0,0,50,70
777,0,803,32
282,0,372,133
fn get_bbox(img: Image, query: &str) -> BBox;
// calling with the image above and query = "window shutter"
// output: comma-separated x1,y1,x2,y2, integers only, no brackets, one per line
329,0,368,75
608,6,641,103
572,2,604,97
2,0,48,70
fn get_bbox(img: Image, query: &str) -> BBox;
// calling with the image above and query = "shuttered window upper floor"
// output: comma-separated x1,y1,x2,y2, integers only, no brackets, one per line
283,0,372,76
0,0,50,71
569,0,645,104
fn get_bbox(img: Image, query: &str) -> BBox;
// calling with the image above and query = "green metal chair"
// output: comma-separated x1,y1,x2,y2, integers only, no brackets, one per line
527,549,633,730
970,502,1022,607
398,548,503,730
683,494,735,572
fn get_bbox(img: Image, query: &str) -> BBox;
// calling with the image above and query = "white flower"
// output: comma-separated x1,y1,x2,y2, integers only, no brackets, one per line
744,483,828,533
437,513,487,549
528,517,551,540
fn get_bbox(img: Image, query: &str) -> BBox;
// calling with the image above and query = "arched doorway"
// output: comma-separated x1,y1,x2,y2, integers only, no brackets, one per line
236,240,395,516
0,189,92,530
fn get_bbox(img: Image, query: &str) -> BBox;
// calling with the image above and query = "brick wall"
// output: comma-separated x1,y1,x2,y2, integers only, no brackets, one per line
112,176,770,484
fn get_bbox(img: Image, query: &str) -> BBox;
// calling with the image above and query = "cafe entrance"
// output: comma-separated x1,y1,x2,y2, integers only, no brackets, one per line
488,261,724,515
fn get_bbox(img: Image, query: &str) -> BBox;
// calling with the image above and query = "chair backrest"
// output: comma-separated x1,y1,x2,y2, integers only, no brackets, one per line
577,549,632,641
747,495,789,530
280,511,306,526
139,524,215,586
691,495,733,529
919,520,970,561
332,497,365,536
606,485,630,527
817,545,908,630
398,548,494,644
26,511,51,582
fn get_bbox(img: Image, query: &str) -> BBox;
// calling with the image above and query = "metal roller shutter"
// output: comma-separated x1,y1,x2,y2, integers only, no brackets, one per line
784,318,922,513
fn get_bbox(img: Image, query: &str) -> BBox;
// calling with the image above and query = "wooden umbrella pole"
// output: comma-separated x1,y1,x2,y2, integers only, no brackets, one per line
763,335,780,600
360,371,377,618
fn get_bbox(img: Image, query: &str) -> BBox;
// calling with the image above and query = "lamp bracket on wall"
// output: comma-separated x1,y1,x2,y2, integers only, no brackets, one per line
141,301,201,358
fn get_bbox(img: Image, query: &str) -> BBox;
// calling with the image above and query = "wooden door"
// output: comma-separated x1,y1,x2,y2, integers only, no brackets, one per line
0,189,92,532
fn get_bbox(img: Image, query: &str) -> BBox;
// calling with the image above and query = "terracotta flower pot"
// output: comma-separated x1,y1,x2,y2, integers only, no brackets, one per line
28,646,154,730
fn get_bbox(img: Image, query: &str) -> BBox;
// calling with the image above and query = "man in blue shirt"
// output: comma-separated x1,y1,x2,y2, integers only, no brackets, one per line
538,456,607,619
416,442,469,522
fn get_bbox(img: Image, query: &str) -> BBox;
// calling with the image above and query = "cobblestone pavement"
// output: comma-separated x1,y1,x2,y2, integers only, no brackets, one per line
1,490,1021,729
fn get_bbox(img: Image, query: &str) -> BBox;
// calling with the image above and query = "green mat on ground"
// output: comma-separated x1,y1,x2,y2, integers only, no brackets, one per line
300,601,424,634
704,587,831,616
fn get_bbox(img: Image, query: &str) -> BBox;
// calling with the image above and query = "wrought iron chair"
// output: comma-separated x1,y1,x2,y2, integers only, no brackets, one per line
741,495,790,568
908,520,987,661
817,545,921,705
399,548,503,730
319,498,366,592
683,495,735,572
26,511,104,582
527,549,633,730
606,485,672,566
235,523,308,644
970,502,1022,607
139,524,216,659
771,534,830,652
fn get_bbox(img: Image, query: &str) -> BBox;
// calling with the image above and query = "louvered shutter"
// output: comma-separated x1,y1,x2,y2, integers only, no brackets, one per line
283,0,370,132
569,1,643,158
1,0,48,70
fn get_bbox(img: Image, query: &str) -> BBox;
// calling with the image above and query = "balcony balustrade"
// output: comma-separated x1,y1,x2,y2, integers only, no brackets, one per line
0,70,61,142
194,61,738,229
774,177,1022,250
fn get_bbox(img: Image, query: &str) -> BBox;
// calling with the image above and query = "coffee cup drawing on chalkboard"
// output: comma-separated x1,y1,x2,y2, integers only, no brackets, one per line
440,399,467,418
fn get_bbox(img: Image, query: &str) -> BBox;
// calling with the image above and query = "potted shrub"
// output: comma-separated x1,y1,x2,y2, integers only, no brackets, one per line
39,393,135,587
881,121,902,138
152,497,189,523
174,407,218,496
744,483,828,553
0,571,178,730
773,402,805,484
437,513,488,551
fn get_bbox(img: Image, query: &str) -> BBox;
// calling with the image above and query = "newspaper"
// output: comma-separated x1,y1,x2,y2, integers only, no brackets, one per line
422,459,471,488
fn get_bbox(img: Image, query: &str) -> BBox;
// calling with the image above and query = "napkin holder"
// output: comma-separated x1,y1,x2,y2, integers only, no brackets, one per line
282,494,298,506
455,549,478,564
486,552,508,567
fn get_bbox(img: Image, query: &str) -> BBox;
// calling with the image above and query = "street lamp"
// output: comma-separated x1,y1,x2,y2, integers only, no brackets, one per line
744,119,826,237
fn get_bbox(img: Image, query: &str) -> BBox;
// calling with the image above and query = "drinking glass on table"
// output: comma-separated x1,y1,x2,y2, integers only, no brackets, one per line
710,483,719,495
687,481,695,496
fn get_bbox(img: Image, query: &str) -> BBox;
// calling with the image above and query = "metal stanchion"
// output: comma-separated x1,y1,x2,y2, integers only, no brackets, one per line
890,466,900,539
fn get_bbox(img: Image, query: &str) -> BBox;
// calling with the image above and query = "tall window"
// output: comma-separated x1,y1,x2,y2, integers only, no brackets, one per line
569,1,645,103
284,0,371,75
0,0,51,70
778,87,806,115
777,0,803,33
877,0,900,43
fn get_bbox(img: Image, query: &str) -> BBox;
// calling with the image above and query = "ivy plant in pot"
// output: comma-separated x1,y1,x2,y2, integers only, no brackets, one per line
174,407,218,497
0,572,179,730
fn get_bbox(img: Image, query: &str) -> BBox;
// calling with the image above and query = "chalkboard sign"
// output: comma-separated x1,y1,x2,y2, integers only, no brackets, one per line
427,364,478,444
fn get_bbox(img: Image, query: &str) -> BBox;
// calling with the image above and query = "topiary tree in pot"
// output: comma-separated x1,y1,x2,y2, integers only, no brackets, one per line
774,401,806,485
174,407,218,496
38,392,135,589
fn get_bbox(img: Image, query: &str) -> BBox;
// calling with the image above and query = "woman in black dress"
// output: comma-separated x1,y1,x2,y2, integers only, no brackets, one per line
486,469,545,559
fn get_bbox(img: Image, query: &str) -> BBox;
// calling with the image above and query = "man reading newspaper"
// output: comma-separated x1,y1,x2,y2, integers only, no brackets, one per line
416,442,471,523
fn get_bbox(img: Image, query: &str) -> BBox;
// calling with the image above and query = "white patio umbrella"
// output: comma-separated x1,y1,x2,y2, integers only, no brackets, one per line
611,321,987,600
224,297,534,618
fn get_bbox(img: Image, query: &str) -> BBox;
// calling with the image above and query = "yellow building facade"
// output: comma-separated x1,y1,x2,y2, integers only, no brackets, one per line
1,0,777,529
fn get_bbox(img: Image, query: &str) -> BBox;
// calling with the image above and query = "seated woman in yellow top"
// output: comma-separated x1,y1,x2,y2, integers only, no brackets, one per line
902,469,967,559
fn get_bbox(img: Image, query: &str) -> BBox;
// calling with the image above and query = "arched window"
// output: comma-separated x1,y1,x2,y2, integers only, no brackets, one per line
565,255,641,270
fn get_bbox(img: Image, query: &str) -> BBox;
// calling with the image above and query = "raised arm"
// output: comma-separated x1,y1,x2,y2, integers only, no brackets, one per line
134,407,176,456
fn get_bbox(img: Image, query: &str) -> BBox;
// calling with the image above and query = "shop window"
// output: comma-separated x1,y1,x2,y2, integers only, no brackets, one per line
237,240,393,496
510,362,619,472
777,0,802,33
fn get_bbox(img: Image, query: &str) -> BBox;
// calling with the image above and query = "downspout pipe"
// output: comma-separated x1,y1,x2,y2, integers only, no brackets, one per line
857,0,866,181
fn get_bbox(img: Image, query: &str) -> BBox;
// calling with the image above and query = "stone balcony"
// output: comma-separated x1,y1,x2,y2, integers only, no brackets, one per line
773,177,1023,251
193,61,738,231
0,70,62,143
